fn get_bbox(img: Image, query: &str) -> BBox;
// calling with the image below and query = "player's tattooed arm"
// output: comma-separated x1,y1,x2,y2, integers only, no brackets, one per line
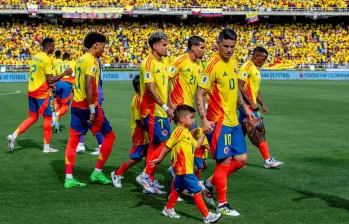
196,87,208,121
237,89,248,110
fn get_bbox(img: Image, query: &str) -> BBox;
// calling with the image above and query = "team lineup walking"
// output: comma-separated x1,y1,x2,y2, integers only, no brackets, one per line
6,28,284,223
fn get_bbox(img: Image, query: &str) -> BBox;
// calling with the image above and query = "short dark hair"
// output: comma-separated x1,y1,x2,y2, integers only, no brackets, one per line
42,37,54,48
173,105,196,125
188,36,205,50
217,28,237,42
62,52,70,60
148,31,168,49
83,32,107,49
253,46,268,56
55,50,61,58
132,75,140,92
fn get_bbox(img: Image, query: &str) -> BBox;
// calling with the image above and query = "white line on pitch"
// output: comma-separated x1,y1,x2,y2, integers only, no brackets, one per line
0,90,21,96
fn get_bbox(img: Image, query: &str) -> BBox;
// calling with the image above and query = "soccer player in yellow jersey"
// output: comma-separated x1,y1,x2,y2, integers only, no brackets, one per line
238,47,284,168
196,28,254,216
7,38,72,152
52,50,62,110
64,32,115,188
136,32,174,194
111,75,149,188
52,52,75,133
151,105,222,223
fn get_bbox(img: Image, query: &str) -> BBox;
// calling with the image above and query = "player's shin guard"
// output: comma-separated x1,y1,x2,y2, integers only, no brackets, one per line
227,160,245,177
115,163,130,176
95,131,116,170
14,112,38,136
194,193,209,217
166,189,179,209
56,104,69,118
145,141,166,176
212,163,229,203
43,115,52,144
65,133,80,175
259,141,271,160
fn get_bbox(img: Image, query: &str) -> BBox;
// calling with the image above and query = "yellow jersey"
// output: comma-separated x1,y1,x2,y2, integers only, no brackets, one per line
169,54,203,108
71,52,100,109
28,52,54,99
130,94,148,145
54,59,74,83
140,54,169,118
167,126,197,175
238,60,261,104
198,53,240,127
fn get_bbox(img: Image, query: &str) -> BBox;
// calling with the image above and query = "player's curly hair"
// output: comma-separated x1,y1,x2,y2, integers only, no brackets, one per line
132,75,140,92
148,31,168,49
173,105,196,125
217,28,237,42
41,37,54,48
84,32,107,49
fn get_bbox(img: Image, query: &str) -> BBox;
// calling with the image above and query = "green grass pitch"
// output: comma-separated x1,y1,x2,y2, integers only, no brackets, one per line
0,81,349,224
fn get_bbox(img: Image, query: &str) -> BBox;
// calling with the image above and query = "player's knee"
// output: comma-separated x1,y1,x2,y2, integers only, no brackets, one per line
234,154,248,164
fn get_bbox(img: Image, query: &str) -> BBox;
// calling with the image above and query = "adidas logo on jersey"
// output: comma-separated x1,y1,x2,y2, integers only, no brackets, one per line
223,71,228,76
156,69,161,73
186,68,191,72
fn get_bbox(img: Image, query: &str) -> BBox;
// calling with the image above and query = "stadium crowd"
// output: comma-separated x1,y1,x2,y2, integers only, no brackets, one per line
1,20,349,66
1,0,348,9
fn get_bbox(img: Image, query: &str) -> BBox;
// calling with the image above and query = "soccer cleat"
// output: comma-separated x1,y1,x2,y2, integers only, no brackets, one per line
90,171,112,185
91,147,100,155
136,175,155,194
43,147,59,153
151,180,165,189
264,157,284,169
111,171,123,188
203,212,222,224
162,207,180,219
7,135,15,151
201,180,215,206
216,203,240,216
64,178,87,188
153,188,167,195
76,143,85,153
167,166,175,178
54,120,60,133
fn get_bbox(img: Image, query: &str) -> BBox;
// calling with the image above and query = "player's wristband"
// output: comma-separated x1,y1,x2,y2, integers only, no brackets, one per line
161,104,169,112
89,104,95,114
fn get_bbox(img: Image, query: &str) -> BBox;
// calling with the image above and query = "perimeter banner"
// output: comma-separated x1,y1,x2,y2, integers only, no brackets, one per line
62,7,123,19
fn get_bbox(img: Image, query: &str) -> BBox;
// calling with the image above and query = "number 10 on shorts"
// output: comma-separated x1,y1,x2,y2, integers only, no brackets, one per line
224,134,231,145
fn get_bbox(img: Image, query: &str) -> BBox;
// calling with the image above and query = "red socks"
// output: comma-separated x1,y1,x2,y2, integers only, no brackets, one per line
166,189,179,209
15,111,38,135
56,104,69,117
212,163,230,203
43,115,52,144
115,163,130,176
96,131,116,170
195,170,201,179
227,160,245,177
145,141,166,176
65,131,80,175
194,193,209,217
259,141,270,160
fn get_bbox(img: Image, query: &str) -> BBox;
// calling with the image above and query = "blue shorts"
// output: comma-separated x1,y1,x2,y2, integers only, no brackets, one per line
28,95,52,116
174,174,202,194
143,115,171,144
188,121,198,131
194,157,205,169
55,81,73,104
70,105,112,136
206,123,247,160
129,144,148,159
238,107,264,126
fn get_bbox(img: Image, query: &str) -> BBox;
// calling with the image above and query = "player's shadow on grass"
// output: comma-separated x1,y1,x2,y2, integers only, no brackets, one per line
50,159,93,183
11,139,42,152
292,189,349,212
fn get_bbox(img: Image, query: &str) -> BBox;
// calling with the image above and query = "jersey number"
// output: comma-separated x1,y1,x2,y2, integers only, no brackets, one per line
162,75,165,85
224,134,231,145
75,67,81,89
189,75,196,85
60,64,69,73
229,78,235,90
29,64,37,81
